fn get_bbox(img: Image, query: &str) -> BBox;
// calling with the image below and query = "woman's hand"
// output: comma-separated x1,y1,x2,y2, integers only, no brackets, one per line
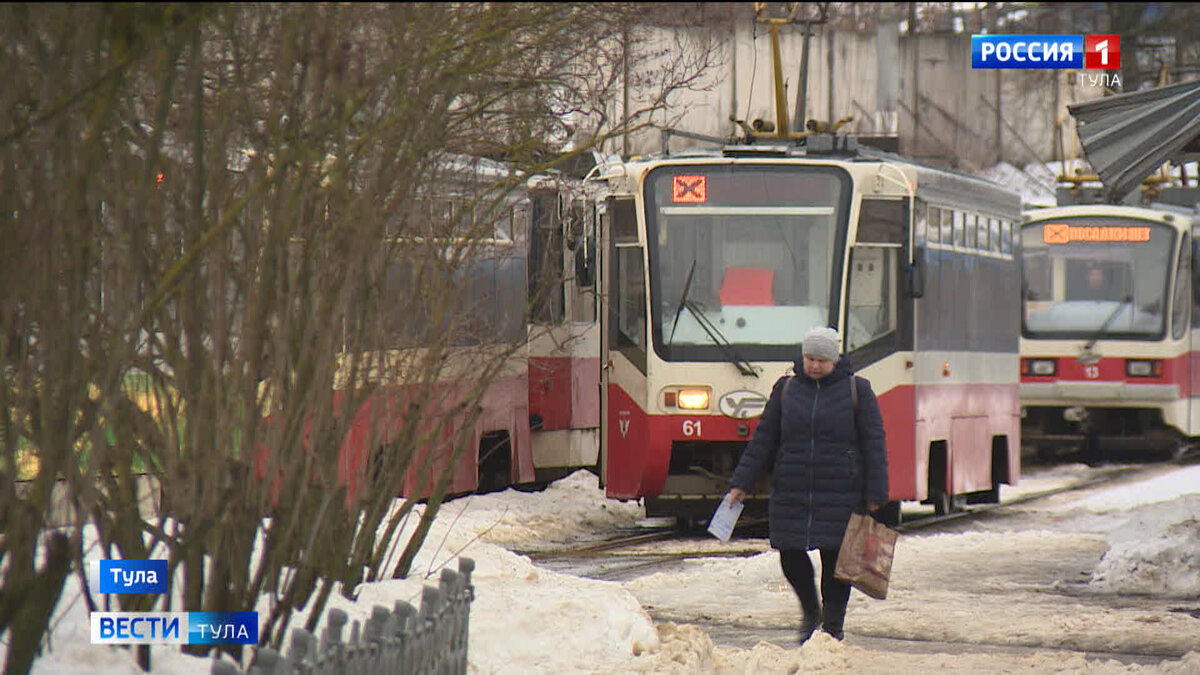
867,502,881,512
728,487,746,505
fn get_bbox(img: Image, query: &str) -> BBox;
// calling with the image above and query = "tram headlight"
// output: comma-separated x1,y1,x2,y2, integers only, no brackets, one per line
1022,358,1056,376
676,388,711,410
1126,359,1162,378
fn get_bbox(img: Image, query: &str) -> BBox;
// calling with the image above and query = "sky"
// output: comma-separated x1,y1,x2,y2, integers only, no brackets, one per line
8,461,1200,674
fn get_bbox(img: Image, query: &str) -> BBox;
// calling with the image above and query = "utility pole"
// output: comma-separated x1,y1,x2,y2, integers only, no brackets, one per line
794,22,810,132
910,3,920,154
791,3,830,134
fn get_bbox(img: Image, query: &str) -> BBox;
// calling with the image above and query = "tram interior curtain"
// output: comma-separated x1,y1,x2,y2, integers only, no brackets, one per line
834,513,899,600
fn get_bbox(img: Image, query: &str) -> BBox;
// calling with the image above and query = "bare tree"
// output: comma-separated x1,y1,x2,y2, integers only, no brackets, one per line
0,3,718,672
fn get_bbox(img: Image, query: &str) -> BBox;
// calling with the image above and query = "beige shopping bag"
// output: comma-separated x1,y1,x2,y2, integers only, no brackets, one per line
834,512,899,600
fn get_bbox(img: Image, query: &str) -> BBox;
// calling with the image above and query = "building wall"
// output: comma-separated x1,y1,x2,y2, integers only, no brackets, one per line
616,23,1107,172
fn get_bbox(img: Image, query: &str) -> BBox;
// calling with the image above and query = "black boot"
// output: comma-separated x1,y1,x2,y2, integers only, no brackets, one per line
818,548,851,641
798,606,821,644
796,580,821,645
780,550,823,645
821,604,845,641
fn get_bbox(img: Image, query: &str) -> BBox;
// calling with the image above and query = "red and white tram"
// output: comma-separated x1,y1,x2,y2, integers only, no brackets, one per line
1019,200,1199,461
595,143,1024,522
260,158,603,502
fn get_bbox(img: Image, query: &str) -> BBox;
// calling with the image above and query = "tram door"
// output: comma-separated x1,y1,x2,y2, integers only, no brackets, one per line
846,197,917,505
604,194,652,494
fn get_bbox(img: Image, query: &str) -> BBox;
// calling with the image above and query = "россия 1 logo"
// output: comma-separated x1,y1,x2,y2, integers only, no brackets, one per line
972,34,1120,70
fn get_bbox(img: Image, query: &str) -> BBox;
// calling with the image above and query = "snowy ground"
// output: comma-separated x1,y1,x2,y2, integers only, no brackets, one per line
8,462,1200,674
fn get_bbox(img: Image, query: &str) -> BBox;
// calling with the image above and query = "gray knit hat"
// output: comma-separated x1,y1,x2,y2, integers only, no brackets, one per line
802,326,841,362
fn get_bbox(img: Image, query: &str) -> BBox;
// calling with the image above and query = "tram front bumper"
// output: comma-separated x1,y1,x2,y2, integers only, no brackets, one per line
1020,382,1179,402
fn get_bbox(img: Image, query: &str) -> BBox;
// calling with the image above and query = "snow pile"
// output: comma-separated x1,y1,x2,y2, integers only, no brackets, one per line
1089,494,1200,598
269,473,663,672
1069,464,1200,513
17,474,662,674
11,465,1200,673
436,470,644,548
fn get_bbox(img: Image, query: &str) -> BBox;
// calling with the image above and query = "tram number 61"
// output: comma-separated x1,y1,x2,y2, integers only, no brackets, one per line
682,420,703,437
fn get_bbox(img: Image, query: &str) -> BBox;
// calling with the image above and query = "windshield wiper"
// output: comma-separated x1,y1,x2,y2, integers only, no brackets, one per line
666,259,757,376
668,259,698,346
1083,295,1132,355
679,299,758,377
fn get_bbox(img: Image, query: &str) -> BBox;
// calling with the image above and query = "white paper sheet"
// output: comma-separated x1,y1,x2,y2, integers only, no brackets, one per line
706,494,744,542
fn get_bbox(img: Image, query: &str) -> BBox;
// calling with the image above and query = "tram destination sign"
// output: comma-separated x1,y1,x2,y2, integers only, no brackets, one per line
1042,223,1150,244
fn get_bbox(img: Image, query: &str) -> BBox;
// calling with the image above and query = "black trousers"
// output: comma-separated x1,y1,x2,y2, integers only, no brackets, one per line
779,547,851,624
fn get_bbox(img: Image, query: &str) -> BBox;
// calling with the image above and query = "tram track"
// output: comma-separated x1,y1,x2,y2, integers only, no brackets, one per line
522,459,1182,583
513,528,680,560
892,461,1155,533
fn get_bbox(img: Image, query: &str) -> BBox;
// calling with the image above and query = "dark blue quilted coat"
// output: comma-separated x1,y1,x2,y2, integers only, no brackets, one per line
729,355,888,551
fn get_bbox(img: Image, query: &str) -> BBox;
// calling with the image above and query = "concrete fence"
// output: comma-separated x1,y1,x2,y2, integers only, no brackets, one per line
212,557,475,675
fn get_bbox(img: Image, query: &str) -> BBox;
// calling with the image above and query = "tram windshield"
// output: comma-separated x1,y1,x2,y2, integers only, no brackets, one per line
1020,217,1175,339
644,165,851,363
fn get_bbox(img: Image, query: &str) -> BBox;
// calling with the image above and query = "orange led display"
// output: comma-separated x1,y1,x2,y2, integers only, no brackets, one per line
1043,223,1151,244
672,175,707,203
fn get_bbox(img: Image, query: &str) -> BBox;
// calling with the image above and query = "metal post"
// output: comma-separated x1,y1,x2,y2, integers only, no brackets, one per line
769,22,790,137
827,27,835,127
794,22,811,133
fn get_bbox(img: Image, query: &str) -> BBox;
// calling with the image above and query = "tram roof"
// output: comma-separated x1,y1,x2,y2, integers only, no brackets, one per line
621,138,1022,217
1022,202,1192,227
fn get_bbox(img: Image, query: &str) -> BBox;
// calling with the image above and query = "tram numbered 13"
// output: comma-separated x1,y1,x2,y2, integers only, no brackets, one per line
1019,203,1199,462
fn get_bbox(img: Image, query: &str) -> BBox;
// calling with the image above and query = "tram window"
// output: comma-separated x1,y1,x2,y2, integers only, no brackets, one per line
1193,234,1200,327
846,245,898,352
570,205,597,323
857,199,905,244
1022,254,1050,301
914,200,927,243
613,246,647,373
610,197,638,244
965,214,977,249
1172,233,1190,340
940,209,954,245
990,218,1002,253
1000,220,1012,254
924,208,937,243
953,211,965,248
493,206,514,241
529,193,564,323
566,201,585,248
977,215,990,250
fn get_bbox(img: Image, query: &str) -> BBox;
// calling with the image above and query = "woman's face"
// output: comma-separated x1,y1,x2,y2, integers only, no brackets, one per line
803,354,836,379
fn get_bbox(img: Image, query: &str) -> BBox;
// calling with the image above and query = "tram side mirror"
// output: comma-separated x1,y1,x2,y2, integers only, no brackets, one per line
575,235,596,288
906,249,925,299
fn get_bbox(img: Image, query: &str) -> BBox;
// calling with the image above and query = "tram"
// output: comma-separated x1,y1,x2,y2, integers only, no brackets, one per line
1019,193,1200,462
595,143,1025,522
259,156,603,503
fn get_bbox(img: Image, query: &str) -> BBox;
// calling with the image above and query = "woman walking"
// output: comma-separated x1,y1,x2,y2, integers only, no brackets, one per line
726,326,888,643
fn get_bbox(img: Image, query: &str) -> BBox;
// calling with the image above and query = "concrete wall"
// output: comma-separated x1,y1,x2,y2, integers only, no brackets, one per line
614,23,1107,172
